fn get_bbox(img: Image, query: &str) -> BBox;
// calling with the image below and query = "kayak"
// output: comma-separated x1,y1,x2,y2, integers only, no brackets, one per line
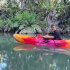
13,34,70,47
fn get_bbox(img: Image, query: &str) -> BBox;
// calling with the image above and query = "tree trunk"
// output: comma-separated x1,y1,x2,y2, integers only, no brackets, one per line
11,0,15,3
21,0,25,10
47,9,56,26
64,0,67,4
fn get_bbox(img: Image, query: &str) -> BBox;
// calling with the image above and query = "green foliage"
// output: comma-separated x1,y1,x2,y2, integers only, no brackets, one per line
13,22,19,27
23,11,36,25
15,12,23,21
46,2,54,11
28,1,34,10
56,4,66,17
5,18,19,27
0,18,3,26
66,0,70,4
1,1,19,18
6,18,12,26
39,21,48,27
57,4,65,12
67,18,70,25
38,0,54,11
0,0,70,30
31,24,37,30
15,11,37,26
0,10,37,27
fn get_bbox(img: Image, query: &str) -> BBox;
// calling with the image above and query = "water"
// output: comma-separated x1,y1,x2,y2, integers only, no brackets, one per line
0,33,70,70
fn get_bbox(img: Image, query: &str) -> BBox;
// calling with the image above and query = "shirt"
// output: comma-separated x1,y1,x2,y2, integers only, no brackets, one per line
52,30,62,40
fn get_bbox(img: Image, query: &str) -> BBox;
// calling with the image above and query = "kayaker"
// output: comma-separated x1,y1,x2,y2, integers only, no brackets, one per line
43,24,62,40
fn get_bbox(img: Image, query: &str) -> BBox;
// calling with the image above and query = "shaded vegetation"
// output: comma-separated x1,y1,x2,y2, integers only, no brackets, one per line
0,0,70,33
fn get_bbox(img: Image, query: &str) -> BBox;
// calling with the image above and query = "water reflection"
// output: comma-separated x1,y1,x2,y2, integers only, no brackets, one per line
1,33,70,70
0,53,7,70
14,43,70,56
14,43,46,51
13,43,70,70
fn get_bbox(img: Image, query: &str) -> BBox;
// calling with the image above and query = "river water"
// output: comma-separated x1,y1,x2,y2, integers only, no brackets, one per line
0,33,70,70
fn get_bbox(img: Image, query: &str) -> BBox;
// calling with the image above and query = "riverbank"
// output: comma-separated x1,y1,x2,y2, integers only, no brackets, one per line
0,24,69,34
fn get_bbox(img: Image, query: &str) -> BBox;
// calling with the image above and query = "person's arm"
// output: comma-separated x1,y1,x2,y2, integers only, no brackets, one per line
43,35,54,39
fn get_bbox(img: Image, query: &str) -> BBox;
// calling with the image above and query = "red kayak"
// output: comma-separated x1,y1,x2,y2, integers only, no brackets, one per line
13,34,70,47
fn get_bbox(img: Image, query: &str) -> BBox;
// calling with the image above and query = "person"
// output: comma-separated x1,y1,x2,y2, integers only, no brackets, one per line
43,24,62,40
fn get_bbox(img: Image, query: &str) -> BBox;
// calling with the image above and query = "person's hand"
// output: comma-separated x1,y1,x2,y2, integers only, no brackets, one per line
42,36,45,38
42,35,49,38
